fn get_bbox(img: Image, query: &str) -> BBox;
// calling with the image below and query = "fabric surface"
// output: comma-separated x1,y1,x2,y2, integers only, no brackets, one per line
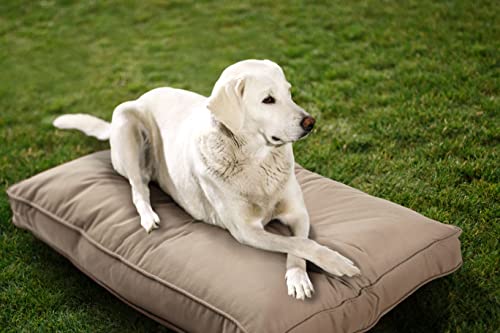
7,150,462,333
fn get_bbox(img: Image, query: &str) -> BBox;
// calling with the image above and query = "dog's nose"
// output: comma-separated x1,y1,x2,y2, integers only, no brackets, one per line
300,116,316,132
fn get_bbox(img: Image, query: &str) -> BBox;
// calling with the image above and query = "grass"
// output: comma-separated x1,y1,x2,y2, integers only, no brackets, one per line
0,0,498,332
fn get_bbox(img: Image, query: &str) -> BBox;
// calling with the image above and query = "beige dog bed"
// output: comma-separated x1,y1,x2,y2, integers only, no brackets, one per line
7,151,462,333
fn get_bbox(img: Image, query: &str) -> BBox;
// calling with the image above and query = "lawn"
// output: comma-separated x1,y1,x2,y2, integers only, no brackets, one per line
0,0,498,332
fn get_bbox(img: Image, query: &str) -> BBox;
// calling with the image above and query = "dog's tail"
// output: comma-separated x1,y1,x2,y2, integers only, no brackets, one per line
53,114,111,141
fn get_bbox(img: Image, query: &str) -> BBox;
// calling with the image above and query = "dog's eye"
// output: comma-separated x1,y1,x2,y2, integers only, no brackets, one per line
262,96,275,104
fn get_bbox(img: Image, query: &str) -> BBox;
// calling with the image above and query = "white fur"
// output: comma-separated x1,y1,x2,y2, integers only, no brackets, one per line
53,114,110,140
53,59,360,300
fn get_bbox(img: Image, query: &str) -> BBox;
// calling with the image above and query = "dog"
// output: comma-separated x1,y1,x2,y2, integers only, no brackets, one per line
53,59,360,300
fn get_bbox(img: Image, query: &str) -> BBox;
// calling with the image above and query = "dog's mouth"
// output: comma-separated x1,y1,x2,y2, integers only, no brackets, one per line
261,131,286,147
267,136,284,147
261,132,308,147
298,130,311,139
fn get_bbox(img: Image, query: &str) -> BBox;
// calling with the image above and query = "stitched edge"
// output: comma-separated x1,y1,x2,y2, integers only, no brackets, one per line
286,229,462,332
354,260,462,333
7,182,463,333
7,189,248,333
9,214,186,333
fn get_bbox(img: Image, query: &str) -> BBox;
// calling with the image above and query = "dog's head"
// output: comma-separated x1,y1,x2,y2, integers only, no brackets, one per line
207,59,315,146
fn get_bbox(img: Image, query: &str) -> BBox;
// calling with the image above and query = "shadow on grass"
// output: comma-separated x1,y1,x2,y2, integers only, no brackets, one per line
370,279,454,333
5,229,172,332
370,268,494,333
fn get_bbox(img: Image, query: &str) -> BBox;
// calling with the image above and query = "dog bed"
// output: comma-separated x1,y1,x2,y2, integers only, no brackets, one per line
7,150,462,333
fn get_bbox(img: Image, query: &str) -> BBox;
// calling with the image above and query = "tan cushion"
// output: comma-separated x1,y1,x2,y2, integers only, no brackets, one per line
7,151,462,333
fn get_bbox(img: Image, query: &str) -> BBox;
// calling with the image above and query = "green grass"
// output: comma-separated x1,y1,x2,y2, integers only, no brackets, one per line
0,0,498,332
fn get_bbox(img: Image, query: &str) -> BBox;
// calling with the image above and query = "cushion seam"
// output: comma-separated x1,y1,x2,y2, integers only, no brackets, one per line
286,228,462,332
7,183,462,333
7,189,249,333
10,208,186,333
354,260,462,333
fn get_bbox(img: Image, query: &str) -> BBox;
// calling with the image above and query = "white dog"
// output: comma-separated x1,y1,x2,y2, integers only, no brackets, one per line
54,59,360,300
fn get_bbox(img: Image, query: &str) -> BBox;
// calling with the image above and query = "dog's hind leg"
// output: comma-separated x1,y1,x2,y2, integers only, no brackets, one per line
110,101,160,233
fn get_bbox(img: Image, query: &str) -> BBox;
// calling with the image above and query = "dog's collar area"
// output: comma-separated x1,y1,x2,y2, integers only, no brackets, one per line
217,121,247,148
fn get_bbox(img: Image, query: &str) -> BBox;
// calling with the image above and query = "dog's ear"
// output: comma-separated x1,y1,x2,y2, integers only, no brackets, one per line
206,77,246,133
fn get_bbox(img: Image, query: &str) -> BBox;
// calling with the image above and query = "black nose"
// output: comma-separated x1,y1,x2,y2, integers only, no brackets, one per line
300,116,316,132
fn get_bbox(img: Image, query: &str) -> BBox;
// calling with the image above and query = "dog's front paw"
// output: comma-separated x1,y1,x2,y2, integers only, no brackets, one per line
140,210,160,233
316,247,361,277
285,267,314,300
